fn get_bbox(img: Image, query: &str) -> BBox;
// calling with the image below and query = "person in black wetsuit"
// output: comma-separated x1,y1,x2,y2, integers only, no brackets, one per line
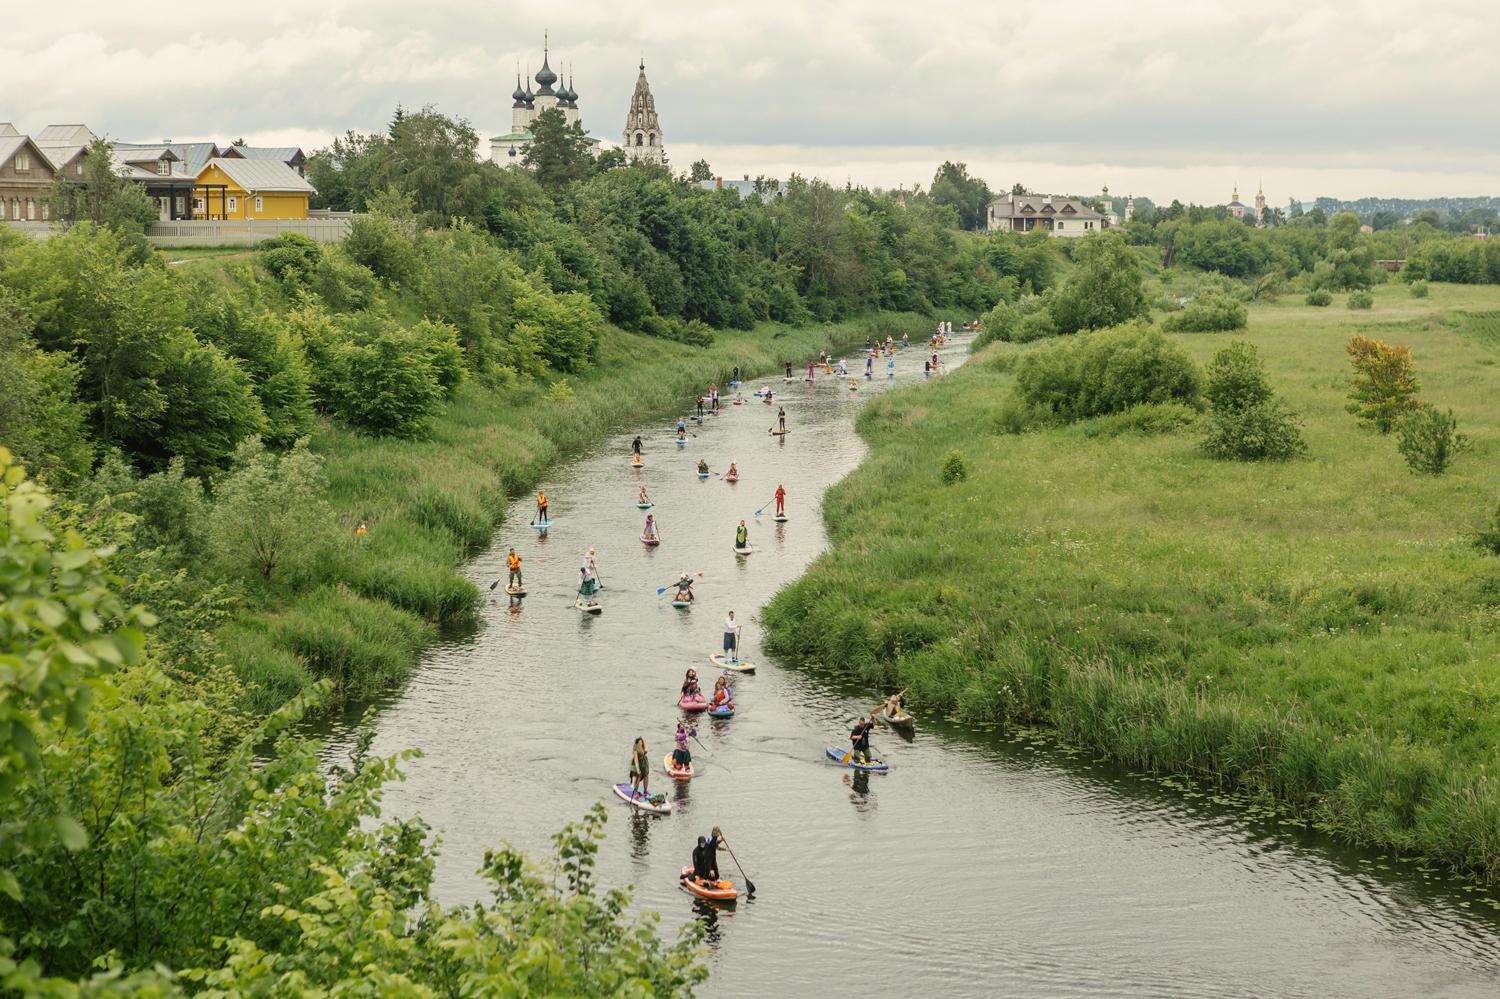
690,827,724,882
850,713,877,763
631,435,643,455
784,360,793,379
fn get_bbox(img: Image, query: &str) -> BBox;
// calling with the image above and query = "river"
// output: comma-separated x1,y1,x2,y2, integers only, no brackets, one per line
319,333,1500,997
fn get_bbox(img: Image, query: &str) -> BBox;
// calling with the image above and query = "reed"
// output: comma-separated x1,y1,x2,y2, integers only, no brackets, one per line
764,283,1500,878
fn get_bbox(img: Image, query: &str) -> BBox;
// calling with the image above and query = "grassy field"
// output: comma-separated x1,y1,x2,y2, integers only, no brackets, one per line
218,313,929,714
762,282,1500,877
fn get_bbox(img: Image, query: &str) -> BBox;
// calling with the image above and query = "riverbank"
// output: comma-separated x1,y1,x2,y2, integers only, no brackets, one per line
762,283,1500,878
220,313,930,714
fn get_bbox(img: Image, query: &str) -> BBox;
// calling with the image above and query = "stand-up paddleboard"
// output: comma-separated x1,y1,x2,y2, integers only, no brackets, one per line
631,460,643,468
762,397,773,405
679,691,708,712
709,653,756,674
671,599,692,609
724,474,739,482
533,519,553,531
772,514,789,523
676,438,687,447
769,428,789,436
733,399,744,405
708,702,735,719
576,598,603,614
664,754,693,779
825,747,890,772
733,545,753,556
638,502,653,509
505,585,527,596
680,867,737,901
613,782,671,814
641,533,661,547
697,472,710,480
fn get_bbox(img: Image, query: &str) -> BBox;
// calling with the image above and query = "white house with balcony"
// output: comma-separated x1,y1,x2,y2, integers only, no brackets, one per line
986,193,1111,237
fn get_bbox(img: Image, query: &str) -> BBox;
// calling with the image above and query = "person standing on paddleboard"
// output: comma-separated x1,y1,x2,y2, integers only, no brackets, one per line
808,359,815,381
629,737,650,798
851,713,877,763
507,548,522,589
723,610,741,660
674,723,694,767
784,360,793,379
774,484,787,517
585,548,601,587
536,490,549,523
696,395,705,420
643,513,659,541
731,365,740,385
735,520,749,550
777,406,786,433
631,435,643,455
691,828,724,882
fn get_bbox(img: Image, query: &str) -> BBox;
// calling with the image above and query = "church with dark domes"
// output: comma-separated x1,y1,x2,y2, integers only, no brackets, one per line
489,35,601,162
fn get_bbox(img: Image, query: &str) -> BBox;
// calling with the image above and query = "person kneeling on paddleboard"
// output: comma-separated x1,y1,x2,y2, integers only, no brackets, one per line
850,713,877,763
689,828,724,883
682,669,701,698
711,676,733,712
640,486,651,505
629,737,650,798
697,458,710,475
676,572,695,602
507,548,522,588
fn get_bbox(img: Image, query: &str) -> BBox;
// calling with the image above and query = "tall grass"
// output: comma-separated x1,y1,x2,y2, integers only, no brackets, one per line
225,313,929,714
764,283,1500,878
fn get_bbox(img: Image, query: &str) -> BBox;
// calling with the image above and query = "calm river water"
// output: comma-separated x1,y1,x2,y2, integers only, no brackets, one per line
320,333,1500,997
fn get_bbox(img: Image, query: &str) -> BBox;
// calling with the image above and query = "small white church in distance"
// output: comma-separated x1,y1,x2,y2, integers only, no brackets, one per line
489,38,665,166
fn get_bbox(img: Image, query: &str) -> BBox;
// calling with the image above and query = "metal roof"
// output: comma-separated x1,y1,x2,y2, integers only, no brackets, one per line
113,140,220,174
200,157,315,194
36,124,96,145
0,136,27,167
0,123,18,137
228,145,305,163
35,143,87,171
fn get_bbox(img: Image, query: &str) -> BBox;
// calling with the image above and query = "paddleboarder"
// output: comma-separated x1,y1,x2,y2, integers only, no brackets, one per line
506,548,522,589
675,571,696,603
774,484,787,517
643,513,660,542
629,737,651,798
723,610,741,661
784,360,793,379
735,520,749,551
850,712,877,764
586,547,602,587
777,406,786,433
696,395,705,420
639,486,651,506
536,489,549,523
681,668,702,698
697,457,710,475
578,565,598,602
808,359,815,381
711,676,734,713
631,435,643,455
673,723,695,769
689,831,722,883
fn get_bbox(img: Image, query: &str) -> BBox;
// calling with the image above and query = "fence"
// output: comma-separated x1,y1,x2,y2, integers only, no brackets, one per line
145,214,357,247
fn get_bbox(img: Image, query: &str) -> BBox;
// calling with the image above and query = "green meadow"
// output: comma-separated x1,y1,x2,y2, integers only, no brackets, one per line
763,282,1500,876
219,312,926,713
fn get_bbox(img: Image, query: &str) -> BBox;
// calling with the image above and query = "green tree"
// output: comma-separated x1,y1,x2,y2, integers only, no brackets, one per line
306,129,390,211
44,138,156,234
523,108,594,192
688,158,713,182
929,161,993,231
211,437,333,583
1395,405,1469,475
1200,342,1306,461
376,106,498,225
0,293,93,486
1049,232,1148,334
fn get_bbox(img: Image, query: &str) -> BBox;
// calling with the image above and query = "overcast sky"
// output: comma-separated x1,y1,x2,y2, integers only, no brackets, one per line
6,0,1497,204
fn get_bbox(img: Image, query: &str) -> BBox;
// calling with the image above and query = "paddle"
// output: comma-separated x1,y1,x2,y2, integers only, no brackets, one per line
656,571,704,596
752,495,778,517
718,833,756,896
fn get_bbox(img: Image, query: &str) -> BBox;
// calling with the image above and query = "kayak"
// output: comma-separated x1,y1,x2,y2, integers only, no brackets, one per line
878,711,916,735
664,754,693,780
708,653,756,674
772,514,789,523
504,585,527,596
825,746,890,773
679,692,708,712
671,599,692,609
733,546,753,556
576,599,602,614
680,866,737,902
612,782,671,814
532,519,552,531
708,702,735,719
637,502,653,509
641,533,661,547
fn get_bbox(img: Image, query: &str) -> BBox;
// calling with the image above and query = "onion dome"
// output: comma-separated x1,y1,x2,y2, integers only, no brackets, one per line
534,50,557,95
512,73,527,108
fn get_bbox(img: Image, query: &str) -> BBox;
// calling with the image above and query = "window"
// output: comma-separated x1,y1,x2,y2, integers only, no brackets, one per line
14,152,29,172
157,158,171,176
75,162,83,176
648,133,655,146
9,199,17,220
175,196,185,215
635,132,643,147
41,203,49,220
1057,222,1065,230
193,197,204,212
26,198,36,220
227,196,237,213
254,196,263,213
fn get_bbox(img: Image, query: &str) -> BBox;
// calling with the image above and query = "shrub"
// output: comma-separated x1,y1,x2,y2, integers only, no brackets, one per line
343,212,421,287
1305,289,1333,306
1078,402,1197,439
1347,290,1374,310
1346,335,1420,433
333,328,445,438
546,377,575,402
211,437,333,584
1049,232,1149,335
941,449,968,484
1162,290,1248,332
1015,324,1201,421
1476,502,1500,556
1395,405,1469,475
1409,280,1430,298
258,232,324,286
1200,342,1306,461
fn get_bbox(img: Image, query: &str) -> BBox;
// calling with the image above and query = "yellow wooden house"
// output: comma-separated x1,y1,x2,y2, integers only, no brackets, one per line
193,157,315,220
